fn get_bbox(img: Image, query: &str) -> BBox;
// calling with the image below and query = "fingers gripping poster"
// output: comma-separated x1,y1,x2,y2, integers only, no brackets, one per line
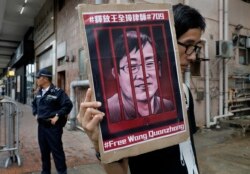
78,3,189,163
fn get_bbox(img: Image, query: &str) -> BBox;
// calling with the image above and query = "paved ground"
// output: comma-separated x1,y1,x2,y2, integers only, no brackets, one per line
195,127,250,174
0,98,249,174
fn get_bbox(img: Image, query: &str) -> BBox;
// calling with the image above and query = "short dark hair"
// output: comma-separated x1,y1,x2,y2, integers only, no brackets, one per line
173,3,206,39
113,30,161,73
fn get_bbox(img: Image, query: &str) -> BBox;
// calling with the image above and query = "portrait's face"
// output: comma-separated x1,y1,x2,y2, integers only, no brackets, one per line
114,41,159,102
177,28,202,74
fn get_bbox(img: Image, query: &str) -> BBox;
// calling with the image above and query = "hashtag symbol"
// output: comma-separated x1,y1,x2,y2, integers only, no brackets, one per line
104,142,109,149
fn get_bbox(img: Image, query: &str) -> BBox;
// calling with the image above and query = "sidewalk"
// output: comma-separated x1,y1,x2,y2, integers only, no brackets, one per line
195,127,250,174
0,98,249,174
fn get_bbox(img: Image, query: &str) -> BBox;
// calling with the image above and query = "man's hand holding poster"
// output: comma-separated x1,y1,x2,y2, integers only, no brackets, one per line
78,3,189,163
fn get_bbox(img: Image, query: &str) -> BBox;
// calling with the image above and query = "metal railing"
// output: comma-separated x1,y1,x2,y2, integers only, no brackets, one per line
0,98,21,168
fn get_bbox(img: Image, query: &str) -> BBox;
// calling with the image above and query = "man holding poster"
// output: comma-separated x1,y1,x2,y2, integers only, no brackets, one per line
77,3,206,174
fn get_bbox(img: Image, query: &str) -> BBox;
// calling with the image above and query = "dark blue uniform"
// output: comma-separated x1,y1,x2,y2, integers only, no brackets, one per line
32,84,73,174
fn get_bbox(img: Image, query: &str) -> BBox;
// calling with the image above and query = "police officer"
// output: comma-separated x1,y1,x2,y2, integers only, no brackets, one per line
32,68,73,174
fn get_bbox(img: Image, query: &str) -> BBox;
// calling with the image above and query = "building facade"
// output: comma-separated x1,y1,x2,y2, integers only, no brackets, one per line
5,0,250,128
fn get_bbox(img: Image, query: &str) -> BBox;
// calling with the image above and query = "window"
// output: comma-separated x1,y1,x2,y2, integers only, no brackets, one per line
237,35,249,65
239,48,247,65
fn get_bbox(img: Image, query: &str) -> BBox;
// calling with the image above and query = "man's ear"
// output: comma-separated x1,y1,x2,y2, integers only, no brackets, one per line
111,68,116,78
158,62,161,77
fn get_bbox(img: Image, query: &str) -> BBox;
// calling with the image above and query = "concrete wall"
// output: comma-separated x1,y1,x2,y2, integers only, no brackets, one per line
55,0,94,109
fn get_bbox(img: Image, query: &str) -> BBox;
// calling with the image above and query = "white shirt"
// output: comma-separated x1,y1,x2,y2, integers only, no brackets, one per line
42,86,50,96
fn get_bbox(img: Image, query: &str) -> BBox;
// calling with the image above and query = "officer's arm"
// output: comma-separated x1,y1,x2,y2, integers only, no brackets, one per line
57,90,73,116
31,97,37,116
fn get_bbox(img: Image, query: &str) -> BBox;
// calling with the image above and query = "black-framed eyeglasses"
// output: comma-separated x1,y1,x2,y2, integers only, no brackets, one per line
120,61,156,74
177,41,202,56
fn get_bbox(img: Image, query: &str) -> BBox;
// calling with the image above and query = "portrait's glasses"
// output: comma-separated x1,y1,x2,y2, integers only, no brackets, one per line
177,41,202,56
120,61,156,74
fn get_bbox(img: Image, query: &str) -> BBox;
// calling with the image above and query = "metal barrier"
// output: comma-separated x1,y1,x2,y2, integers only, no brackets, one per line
0,98,21,168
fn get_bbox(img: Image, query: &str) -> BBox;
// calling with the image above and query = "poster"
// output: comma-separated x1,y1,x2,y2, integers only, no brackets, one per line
78,3,189,163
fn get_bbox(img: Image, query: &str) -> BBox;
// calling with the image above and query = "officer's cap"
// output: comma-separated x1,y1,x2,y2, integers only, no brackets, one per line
35,68,52,78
